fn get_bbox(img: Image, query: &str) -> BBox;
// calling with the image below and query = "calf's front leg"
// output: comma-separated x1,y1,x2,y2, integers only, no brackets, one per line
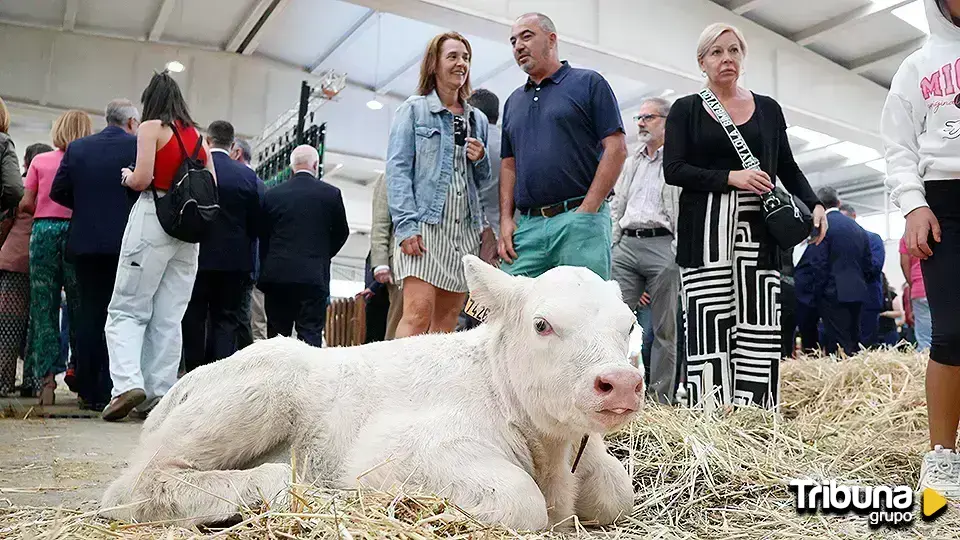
573,435,634,525
529,436,577,528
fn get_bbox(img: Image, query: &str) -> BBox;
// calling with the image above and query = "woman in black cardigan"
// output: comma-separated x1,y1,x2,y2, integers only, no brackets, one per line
664,23,827,411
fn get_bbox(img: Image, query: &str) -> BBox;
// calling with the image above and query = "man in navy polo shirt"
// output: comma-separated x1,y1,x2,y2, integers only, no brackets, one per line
497,12,627,280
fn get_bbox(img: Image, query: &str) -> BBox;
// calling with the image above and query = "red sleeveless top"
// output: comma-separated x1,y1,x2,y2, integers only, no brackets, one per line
153,121,207,191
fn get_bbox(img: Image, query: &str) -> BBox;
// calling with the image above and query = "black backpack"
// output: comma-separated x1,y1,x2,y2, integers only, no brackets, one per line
151,126,219,243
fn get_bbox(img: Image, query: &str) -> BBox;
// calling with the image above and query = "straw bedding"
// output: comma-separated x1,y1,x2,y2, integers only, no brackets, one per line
3,349,958,539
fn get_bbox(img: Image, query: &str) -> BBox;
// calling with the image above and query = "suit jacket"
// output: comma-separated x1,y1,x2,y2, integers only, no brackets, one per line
369,173,394,271
815,210,874,304
49,126,137,255
864,231,886,311
258,171,349,290
199,151,261,272
793,241,823,307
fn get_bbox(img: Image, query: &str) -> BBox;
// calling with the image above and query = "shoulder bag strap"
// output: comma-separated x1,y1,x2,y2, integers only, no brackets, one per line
698,88,761,172
170,123,190,161
189,128,203,160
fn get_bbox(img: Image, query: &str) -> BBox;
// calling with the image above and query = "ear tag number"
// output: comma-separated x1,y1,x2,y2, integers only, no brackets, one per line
463,295,490,323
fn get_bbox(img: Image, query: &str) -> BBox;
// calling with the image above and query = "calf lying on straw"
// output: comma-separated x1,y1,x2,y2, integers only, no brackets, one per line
101,255,644,530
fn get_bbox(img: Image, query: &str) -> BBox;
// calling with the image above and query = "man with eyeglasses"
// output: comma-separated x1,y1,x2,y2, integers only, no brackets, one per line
610,97,681,405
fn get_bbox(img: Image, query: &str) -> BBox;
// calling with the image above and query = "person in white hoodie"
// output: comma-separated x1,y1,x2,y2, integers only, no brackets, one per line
882,0,960,497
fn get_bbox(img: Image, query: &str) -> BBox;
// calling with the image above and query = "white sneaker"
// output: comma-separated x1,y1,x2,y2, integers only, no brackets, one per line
919,446,960,499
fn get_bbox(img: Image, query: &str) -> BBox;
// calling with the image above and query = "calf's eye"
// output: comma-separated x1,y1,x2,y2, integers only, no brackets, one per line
534,317,553,336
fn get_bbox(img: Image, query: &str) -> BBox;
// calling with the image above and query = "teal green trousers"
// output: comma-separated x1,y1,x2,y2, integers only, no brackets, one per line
501,201,612,280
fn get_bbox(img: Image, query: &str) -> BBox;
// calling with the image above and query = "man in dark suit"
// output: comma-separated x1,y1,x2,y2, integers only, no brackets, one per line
839,204,886,348
259,144,349,346
49,99,139,409
358,251,390,344
228,137,264,349
181,121,261,372
814,187,875,357
793,238,824,354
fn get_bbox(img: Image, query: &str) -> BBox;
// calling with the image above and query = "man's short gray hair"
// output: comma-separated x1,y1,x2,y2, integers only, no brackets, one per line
233,138,252,163
639,97,672,118
290,144,320,171
105,99,139,126
517,12,557,34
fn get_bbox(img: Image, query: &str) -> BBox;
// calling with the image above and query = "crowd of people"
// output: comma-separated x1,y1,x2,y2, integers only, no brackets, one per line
0,2,957,497
359,7,959,494
0,72,348,421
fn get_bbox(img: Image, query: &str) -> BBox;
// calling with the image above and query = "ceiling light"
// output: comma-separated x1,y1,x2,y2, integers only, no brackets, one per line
865,159,887,173
165,60,185,73
366,99,383,110
828,141,882,163
786,125,838,151
660,89,675,97
892,0,929,34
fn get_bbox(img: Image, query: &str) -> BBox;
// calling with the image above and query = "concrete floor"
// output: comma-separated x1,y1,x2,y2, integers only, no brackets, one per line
0,397,140,510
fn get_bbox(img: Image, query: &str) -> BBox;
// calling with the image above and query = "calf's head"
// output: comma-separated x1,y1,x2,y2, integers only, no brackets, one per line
463,255,644,436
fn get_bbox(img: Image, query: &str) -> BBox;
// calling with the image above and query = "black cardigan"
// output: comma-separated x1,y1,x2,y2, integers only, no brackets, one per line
663,92,820,269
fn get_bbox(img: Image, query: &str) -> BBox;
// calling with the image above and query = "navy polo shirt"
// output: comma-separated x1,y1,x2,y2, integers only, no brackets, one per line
501,61,624,210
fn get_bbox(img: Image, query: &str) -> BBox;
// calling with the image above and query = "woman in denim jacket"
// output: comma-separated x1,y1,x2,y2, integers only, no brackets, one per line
386,31,492,338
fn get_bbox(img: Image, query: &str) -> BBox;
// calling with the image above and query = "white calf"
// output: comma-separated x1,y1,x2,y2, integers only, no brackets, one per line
101,255,643,530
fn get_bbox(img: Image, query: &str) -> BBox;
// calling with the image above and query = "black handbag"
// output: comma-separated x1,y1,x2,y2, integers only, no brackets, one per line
699,88,813,250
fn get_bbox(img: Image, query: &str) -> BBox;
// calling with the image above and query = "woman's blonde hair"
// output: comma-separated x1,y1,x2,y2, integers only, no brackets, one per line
0,97,9,134
697,23,748,62
417,32,473,104
51,110,93,151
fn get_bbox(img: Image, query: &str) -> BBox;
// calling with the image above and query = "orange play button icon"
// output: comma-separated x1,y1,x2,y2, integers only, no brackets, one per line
923,488,947,520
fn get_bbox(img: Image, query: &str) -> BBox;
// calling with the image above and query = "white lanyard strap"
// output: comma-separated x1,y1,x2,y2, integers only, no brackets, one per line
698,88,761,172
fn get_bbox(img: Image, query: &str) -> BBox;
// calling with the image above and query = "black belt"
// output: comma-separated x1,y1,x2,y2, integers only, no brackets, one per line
519,197,585,218
622,227,671,239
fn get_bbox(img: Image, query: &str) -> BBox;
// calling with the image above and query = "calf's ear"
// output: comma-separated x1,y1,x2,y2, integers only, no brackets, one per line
462,255,525,318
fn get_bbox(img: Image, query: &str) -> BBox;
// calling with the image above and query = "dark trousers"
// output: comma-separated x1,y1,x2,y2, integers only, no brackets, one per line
797,302,820,353
73,254,119,405
182,270,249,372
236,279,255,350
263,283,327,347
364,288,390,344
780,280,797,359
860,308,881,348
820,300,862,357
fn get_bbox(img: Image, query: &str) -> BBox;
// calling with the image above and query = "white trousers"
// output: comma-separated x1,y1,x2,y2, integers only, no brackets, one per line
105,192,198,399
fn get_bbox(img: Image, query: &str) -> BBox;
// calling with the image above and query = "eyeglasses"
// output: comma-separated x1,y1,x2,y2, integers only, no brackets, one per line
634,114,666,123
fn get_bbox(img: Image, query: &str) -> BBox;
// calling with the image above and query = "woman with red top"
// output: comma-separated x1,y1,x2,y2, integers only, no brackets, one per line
102,71,216,421
20,110,92,405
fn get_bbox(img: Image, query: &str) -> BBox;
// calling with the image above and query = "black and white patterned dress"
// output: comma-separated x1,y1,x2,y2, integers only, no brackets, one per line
395,114,480,293
678,114,781,411
665,93,821,413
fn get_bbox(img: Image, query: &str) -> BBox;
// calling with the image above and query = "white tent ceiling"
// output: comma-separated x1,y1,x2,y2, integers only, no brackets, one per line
0,0,920,267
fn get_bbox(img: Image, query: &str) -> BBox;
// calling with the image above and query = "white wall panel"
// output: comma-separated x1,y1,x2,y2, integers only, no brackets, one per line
231,61,271,136
0,26,54,102
47,33,138,111
76,0,155,37
508,0,599,43
187,51,234,125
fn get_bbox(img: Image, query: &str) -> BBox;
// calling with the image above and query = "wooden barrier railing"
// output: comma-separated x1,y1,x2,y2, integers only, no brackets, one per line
325,297,366,347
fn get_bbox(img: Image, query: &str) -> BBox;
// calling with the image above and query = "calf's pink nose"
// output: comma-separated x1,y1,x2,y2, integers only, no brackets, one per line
594,367,644,410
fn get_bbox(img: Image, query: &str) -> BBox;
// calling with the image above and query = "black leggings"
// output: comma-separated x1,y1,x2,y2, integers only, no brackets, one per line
922,181,960,365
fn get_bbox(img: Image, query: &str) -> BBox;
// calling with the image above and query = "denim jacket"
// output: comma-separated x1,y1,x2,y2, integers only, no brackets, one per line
386,91,491,245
